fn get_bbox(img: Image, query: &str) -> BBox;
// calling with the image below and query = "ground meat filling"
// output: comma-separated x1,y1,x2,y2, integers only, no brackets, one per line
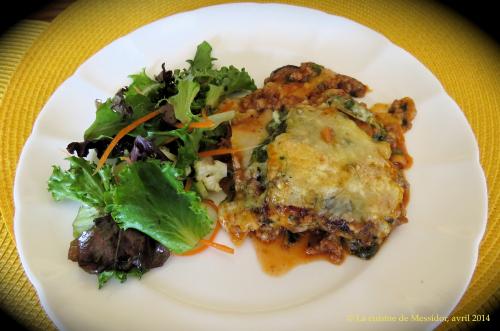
388,97,416,132
265,63,319,84
333,74,368,97
306,231,345,263
236,62,369,113
221,62,415,264
371,97,417,169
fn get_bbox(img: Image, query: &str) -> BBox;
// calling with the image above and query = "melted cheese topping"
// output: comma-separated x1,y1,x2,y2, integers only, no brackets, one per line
265,105,402,227
220,103,404,239
217,63,411,246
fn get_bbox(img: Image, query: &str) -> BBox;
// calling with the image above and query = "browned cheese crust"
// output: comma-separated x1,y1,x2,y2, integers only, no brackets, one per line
218,63,416,263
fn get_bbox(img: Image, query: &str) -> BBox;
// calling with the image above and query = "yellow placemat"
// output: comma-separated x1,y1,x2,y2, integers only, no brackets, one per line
0,22,47,105
0,1,498,330
0,20,56,331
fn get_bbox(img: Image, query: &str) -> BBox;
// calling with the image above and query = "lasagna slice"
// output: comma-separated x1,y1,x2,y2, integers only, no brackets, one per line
219,63,415,263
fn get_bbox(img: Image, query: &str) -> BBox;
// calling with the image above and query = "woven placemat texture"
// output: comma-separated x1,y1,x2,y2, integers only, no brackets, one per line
0,19,56,331
0,20,49,107
0,1,498,330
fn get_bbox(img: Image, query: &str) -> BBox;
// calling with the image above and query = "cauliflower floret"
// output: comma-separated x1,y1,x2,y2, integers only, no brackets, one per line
194,157,227,192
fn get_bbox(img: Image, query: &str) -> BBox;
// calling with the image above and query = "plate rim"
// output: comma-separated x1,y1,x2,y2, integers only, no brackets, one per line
13,3,488,330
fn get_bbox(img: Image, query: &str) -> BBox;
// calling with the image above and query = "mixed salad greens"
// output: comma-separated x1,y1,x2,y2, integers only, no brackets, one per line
48,41,256,287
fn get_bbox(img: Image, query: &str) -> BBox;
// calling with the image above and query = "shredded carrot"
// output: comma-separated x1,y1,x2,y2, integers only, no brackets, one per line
175,118,215,130
202,199,219,214
189,120,215,129
320,127,334,143
184,178,192,192
177,221,222,256
177,200,222,256
199,239,234,254
176,244,207,256
198,144,262,158
94,110,161,174
198,148,238,158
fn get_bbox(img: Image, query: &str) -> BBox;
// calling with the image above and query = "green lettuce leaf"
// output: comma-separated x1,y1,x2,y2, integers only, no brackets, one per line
170,128,203,173
147,127,203,174
125,94,155,117
205,84,225,108
180,65,256,109
187,41,214,71
125,69,162,98
174,41,256,111
72,205,99,238
84,93,155,140
84,100,123,140
47,156,113,209
168,79,200,123
199,65,256,109
84,71,158,140
110,160,212,254
123,94,155,136
216,65,256,95
97,268,144,289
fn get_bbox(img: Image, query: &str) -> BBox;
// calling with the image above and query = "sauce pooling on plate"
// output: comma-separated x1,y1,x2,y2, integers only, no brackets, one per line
251,233,329,276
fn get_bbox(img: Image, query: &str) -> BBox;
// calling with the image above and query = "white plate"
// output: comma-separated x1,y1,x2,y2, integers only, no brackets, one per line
14,3,487,331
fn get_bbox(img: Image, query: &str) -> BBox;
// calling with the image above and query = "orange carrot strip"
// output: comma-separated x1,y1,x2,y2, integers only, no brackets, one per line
198,148,237,158
189,120,215,129
202,198,219,214
94,110,161,173
176,244,208,256
176,221,222,256
177,200,221,256
198,144,262,158
175,118,215,129
199,239,234,254
209,219,222,241
320,127,333,143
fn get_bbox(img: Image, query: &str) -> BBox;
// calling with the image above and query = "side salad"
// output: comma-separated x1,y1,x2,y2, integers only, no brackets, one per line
47,41,256,288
